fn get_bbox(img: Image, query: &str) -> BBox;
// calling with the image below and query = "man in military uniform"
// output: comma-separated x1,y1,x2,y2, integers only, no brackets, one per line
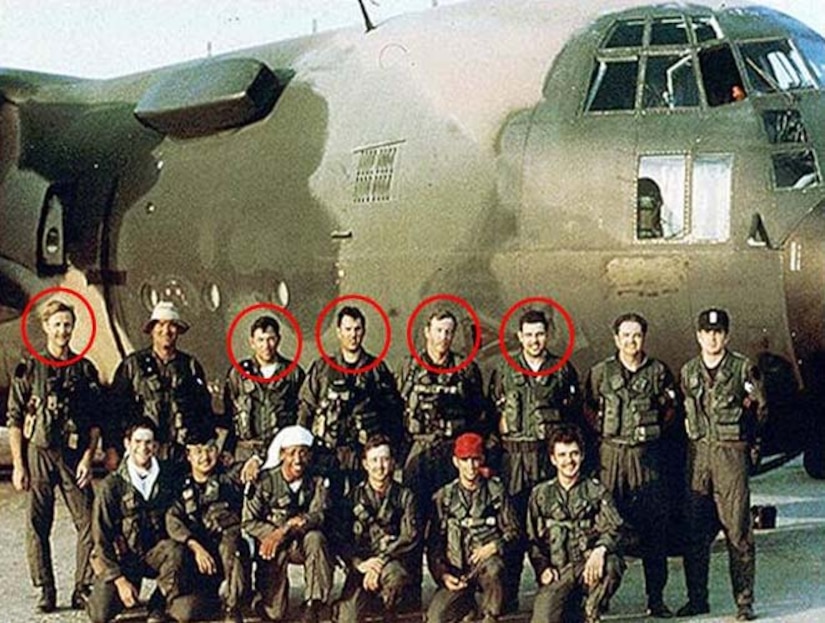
678,309,767,621
527,425,624,623
426,432,518,623
166,426,249,623
336,434,420,623
488,309,579,610
7,298,101,613
224,314,305,484
298,305,403,496
107,301,213,472
242,425,333,623
88,418,194,623
583,312,677,618
401,309,487,508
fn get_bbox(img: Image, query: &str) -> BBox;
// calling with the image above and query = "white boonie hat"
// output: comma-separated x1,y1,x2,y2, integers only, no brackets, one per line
262,425,314,471
143,301,190,334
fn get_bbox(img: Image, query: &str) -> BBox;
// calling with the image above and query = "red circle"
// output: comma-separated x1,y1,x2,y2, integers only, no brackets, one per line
313,294,391,375
225,303,303,384
498,297,576,377
20,287,97,368
405,294,481,374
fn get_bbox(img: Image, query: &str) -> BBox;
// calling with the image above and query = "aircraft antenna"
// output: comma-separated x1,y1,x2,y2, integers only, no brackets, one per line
357,0,376,32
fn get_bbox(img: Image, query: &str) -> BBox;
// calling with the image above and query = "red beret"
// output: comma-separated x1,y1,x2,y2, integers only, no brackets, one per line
454,432,484,459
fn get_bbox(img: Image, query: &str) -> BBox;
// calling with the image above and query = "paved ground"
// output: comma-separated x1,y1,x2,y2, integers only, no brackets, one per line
0,457,822,622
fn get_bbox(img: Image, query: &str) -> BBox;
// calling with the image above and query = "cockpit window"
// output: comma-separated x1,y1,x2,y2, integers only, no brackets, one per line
650,17,688,46
603,19,645,49
698,45,746,106
739,39,815,93
637,156,686,239
643,54,700,109
690,16,721,44
585,59,639,111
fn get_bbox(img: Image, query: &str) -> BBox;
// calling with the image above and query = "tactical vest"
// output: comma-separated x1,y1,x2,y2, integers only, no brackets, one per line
311,358,384,449
130,351,205,446
180,475,241,534
25,356,95,451
534,479,603,568
232,359,298,443
683,353,749,442
118,469,168,558
351,483,404,555
402,356,469,437
441,478,504,573
597,357,664,444
499,358,573,440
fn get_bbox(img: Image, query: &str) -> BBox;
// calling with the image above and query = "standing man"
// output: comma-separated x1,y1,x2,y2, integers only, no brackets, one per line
299,306,403,495
88,417,193,623
401,309,487,508
426,432,519,623
584,313,677,618
488,309,579,610
678,309,767,621
336,434,420,623
242,425,333,623
224,314,305,484
107,301,213,470
166,426,250,623
7,298,101,613
527,425,624,623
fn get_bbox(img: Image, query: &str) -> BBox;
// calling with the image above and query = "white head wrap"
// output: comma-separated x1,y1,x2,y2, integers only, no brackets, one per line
262,424,314,471
143,301,190,334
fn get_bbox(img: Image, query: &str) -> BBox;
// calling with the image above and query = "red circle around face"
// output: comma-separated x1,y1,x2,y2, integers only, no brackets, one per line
314,294,391,375
498,297,576,377
405,293,481,375
226,302,303,384
20,286,97,368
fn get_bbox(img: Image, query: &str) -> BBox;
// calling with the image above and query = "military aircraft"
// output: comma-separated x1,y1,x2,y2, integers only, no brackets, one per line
1,0,825,477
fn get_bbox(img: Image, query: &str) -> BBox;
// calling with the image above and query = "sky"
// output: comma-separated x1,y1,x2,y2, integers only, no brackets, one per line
0,0,822,79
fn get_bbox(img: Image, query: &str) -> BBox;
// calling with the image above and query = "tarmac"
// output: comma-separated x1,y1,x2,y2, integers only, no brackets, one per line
0,456,822,622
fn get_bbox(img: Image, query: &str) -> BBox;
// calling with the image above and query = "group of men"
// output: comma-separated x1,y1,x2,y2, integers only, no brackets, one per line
6,297,767,623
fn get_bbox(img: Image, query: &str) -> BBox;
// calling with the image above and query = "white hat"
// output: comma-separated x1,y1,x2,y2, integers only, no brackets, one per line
262,425,314,471
143,301,190,334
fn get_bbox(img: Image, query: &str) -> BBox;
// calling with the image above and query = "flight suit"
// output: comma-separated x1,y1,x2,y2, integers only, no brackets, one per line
166,466,250,615
242,466,333,621
224,355,305,463
584,355,676,609
488,351,579,607
108,348,213,467
680,351,767,610
426,475,519,623
6,351,100,598
298,351,403,495
336,481,420,623
400,351,486,506
526,476,624,623
88,460,193,623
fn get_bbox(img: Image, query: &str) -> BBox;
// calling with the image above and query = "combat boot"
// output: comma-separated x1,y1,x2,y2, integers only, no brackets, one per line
299,600,321,623
224,605,244,623
36,585,56,613
676,601,709,617
646,601,674,618
71,585,92,610
736,605,756,621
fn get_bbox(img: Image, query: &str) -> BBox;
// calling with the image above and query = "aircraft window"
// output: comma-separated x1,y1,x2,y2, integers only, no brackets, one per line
643,54,700,109
762,110,809,144
796,35,825,88
698,45,746,106
690,16,721,44
638,155,686,239
585,59,639,112
772,150,820,189
603,19,645,49
691,154,732,241
650,17,688,46
739,40,815,93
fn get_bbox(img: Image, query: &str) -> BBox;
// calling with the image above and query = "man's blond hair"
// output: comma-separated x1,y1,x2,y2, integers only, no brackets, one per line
39,298,76,324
